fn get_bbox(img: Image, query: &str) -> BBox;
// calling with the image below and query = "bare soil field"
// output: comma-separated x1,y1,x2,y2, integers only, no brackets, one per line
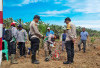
1,39,100,68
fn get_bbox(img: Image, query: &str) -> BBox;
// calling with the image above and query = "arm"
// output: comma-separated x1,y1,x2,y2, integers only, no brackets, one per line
60,34,62,41
24,30,28,41
52,31,54,34
46,32,48,36
32,23,43,37
14,29,18,40
87,32,89,39
69,24,76,40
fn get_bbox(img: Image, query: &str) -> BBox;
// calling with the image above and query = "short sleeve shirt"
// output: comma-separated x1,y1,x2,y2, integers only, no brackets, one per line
80,31,89,40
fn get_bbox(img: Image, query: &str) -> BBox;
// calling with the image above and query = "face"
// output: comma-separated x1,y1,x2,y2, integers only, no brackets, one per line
19,27,22,30
64,30,66,33
34,18,39,23
47,29,50,32
65,20,70,24
82,28,85,32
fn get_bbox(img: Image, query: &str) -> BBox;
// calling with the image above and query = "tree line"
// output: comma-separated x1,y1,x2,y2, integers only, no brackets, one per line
3,18,100,37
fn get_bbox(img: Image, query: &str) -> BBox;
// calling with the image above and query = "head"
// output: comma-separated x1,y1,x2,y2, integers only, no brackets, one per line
64,17,71,24
82,27,85,32
11,22,16,27
18,24,23,30
33,15,40,23
64,30,66,33
47,27,50,32
3,23,5,28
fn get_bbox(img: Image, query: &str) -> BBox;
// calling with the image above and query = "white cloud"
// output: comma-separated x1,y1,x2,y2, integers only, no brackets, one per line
40,9,70,15
45,20,100,30
13,0,49,6
73,20,100,30
64,0,100,13
40,14,66,17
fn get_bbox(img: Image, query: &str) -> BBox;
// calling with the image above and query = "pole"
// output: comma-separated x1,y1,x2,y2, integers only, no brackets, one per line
0,0,3,65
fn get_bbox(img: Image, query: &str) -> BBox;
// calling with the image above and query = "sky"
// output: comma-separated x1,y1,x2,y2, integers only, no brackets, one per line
3,0,100,30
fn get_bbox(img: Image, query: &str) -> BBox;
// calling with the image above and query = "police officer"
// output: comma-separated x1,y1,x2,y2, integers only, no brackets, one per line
63,17,77,64
30,15,43,64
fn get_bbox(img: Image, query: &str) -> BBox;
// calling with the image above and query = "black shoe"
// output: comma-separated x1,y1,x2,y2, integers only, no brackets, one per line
24,55,26,58
83,51,86,53
45,58,49,62
63,61,72,64
32,60,40,64
79,49,81,51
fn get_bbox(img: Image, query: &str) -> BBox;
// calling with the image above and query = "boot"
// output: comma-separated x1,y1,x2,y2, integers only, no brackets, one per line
45,51,50,62
11,54,18,64
32,55,39,64
63,61,72,64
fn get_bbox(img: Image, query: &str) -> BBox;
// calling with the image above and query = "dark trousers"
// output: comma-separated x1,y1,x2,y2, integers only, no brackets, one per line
78,40,86,52
31,38,40,61
65,40,74,62
18,42,26,56
2,42,6,59
8,41,16,56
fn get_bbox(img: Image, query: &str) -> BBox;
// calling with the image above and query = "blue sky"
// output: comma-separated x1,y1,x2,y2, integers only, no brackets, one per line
3,0,100,30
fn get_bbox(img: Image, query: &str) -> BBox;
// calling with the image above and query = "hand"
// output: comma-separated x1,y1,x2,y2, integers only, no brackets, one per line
72,39,76,44
25,41,28,44
16,41,19,45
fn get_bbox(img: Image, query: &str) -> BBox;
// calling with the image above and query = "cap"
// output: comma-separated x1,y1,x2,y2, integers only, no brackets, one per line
47,27,50,29
64,17,71,23
11,22,16,26
18,24,22,28
34,15,41,20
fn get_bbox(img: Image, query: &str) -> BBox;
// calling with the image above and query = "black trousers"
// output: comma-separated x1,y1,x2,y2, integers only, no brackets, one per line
8,41,16,55
31,38,40,61
65,40,74,62
2,42,5,59
78,40,86,52
18,42,26,56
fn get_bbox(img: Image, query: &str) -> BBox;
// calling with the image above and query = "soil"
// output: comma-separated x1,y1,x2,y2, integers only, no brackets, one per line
1,40,100,68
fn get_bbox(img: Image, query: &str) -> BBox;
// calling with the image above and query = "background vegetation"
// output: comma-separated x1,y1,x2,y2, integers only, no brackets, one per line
3,18,100,37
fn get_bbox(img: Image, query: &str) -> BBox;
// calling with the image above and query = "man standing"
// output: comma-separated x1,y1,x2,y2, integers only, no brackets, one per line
60,30,67,51
63,17,77,64
6,23,18,64
78,27,89,53
2,23,6,60
17,24,27,57
30,15,43,64
2,23,6,40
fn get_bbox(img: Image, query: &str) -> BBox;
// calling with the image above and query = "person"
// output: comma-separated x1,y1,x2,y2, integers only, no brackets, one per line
30,15,43,64
44,27,54,62
2,23,6,60
44,34,56,62
16,24,27,57
63,17,77,64
60,30,67,51
8,22,18,64
78,27,89,53
2,23,6,40
46,27,54,36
